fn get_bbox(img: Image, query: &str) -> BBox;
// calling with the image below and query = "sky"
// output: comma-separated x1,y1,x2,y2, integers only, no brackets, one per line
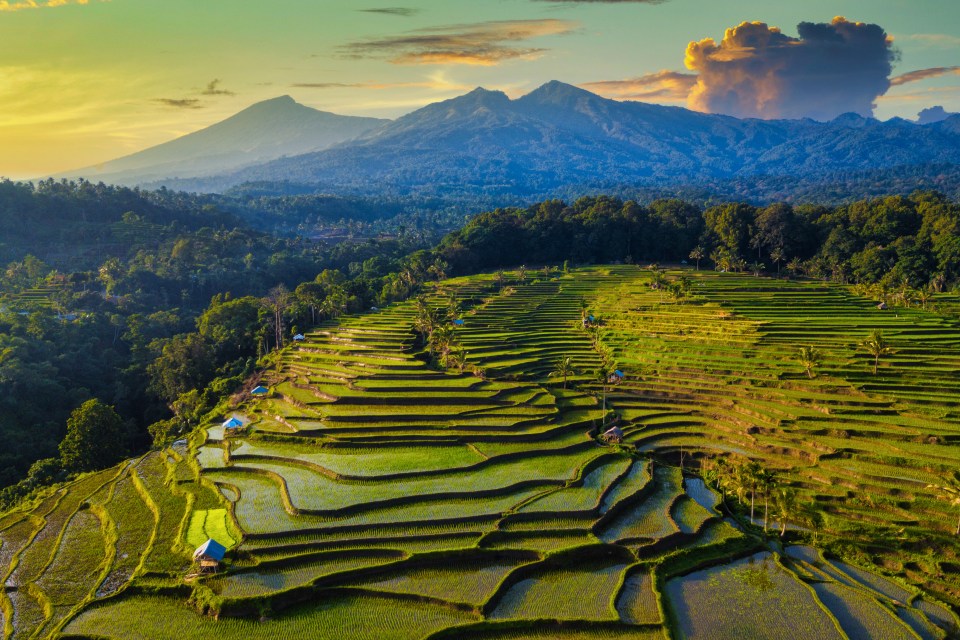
1,0,959,178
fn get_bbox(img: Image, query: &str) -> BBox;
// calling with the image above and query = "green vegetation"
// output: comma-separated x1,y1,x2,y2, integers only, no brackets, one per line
2,203,960,638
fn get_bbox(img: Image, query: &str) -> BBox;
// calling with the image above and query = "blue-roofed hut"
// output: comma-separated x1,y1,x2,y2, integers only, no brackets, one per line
193,539,227,573
251,385,269,396
222,417,243,430
293,333,305,341
608,370,624,384
453,319,465,326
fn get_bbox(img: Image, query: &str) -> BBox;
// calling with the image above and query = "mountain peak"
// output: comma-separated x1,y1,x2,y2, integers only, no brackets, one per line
522,80,599,104
458,87,511,105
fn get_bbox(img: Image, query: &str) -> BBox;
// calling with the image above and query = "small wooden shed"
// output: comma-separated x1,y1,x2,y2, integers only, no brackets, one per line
250,385,270,396
193,539,226,573
222,417,244,430
601,426,624,444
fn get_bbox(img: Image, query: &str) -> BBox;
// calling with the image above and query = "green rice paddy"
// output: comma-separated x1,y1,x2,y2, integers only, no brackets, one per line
0,266,956,638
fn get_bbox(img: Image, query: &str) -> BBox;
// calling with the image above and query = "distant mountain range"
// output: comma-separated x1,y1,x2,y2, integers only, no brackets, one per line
59,96,386,185
63,81,960,199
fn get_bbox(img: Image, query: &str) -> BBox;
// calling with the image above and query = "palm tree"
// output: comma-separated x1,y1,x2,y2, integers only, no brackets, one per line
689,246,704,271
448,349,468,374
786,257,803,279
773,486,799,537
927,472,960,535
549,356,577,389
494,269,506,291
594,364,612,427
749,262,765,277
770,248,785,276
860,330,895,375
796,345,823,379
756,468,777,533
517,265,527,284
743,460,764,523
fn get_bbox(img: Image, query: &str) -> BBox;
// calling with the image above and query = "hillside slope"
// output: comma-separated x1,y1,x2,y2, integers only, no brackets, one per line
3,268,960,639
60,96,387,185
194,81,960,195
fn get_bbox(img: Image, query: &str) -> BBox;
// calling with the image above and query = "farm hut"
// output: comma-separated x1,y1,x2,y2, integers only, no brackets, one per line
877,302,888,310
293,333,306,341
608,370,624,384
250,385,270,396
453,319,465,326
602,426,624,444
222,417,243,430
193,539,227,573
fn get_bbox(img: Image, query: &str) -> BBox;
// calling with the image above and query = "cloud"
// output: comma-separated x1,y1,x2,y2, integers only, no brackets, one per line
890,66,960,87
200,79,235,96
0,0,97,10
358,7,419,17
153,98,203,109
340,19,577,66
684,17,896,120
917,105,957,124
581,70,696,102
899,33,960,49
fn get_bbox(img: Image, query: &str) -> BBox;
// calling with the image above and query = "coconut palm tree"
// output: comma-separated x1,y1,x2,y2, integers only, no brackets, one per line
860,330,895,375
786,257,803,279
796,345,823,379
448,349,468,374
755,468,777,533
749,262,765,277
549,356,577,389
594,364,613,427
770,248,785,276
743,460,764,522
773,486,799,537
689,246,704,271
927,471,960,535
517,265,527,284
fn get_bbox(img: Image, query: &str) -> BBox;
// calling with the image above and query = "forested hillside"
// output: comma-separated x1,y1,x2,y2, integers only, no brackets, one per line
2,187,958,509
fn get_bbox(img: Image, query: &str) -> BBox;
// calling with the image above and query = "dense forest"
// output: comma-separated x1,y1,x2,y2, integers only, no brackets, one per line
1,185,959,507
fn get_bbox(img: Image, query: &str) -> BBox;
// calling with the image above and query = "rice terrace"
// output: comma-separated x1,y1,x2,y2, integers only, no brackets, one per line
0,265,957,639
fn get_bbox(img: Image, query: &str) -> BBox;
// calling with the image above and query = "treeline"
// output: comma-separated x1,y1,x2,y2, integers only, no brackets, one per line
3,189,959,506
434,192,960,291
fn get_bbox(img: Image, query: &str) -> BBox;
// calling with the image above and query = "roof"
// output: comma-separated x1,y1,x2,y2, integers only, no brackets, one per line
603,426,624,438
251,386,269,395
193,539,226,562
222,417,243,429
614,370,624,377
453,319,465,326
293,333,305,340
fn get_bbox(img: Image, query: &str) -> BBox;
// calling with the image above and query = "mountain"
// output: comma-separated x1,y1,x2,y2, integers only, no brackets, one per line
60,96,387,185
86,82,960,198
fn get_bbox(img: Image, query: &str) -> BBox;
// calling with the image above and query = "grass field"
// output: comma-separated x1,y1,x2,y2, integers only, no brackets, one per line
0,266,957,638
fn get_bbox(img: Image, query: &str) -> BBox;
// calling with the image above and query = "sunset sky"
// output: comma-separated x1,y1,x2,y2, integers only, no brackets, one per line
1,0,959,178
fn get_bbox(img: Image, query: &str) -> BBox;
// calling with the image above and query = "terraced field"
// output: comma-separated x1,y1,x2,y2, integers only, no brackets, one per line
1,266,959,638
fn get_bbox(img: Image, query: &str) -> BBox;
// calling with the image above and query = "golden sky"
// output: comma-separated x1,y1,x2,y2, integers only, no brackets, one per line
1,0,958,178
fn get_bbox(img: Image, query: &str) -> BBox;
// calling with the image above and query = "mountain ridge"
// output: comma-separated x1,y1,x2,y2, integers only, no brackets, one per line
58,96,387,185
66,81,960,197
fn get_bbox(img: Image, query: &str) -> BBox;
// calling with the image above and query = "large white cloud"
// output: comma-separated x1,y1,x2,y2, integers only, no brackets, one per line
684,17,896,120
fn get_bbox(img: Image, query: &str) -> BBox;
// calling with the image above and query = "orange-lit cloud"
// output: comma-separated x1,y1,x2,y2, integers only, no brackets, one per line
684,17,895,120
890,66,960,86
341,19,577,66
153,98,203,109
581,70,696,102
0,0,99,11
